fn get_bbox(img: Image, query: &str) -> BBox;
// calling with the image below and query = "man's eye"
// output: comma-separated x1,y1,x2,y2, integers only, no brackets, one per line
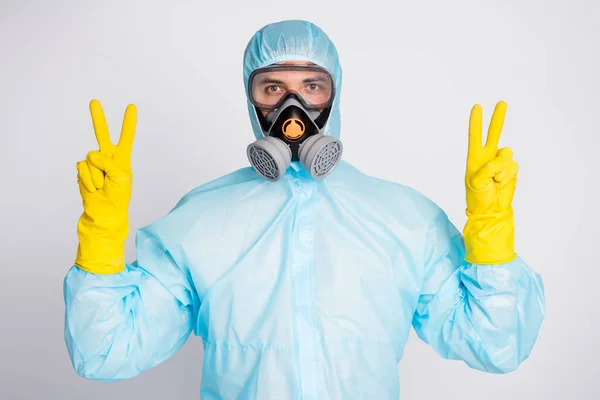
266,85,281,93
306,83,321,91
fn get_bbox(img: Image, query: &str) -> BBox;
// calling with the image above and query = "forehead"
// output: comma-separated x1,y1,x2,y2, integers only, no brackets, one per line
254,68,330,85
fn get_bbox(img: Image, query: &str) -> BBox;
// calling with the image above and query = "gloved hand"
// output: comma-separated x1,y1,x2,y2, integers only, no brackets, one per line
74,99,138,274
463,100,519,264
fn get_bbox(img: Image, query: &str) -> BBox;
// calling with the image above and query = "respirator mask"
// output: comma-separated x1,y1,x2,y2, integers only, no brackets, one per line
246,64,343,182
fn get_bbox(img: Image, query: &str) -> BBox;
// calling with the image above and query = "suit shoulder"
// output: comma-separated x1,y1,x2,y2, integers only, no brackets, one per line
173,167,261,209
138,167,262,237
325,161,444,223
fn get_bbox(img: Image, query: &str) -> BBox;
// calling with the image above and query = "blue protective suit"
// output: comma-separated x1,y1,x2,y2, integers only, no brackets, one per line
64,20,546,399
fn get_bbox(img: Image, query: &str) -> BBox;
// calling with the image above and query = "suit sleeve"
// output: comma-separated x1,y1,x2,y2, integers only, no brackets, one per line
63,207,200,381
411,209,545,373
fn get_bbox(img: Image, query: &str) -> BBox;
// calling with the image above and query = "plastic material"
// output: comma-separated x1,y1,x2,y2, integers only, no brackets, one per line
246,136,292,181
299,133,343,179
464,101,519,264
63,20,545,399
248,132,342,182
248,92,343,180
248,65,335,110
74,100,137,274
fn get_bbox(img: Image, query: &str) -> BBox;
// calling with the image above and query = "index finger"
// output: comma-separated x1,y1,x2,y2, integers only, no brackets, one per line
89,99,112,151
117,104,138,153
468,103,483,153
485,100,507,150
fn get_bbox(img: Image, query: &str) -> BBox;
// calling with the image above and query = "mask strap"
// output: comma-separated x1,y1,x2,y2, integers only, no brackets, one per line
314,106,332,129
255,106,272,132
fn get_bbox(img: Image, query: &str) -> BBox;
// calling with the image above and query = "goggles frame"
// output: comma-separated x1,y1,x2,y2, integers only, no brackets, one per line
248,64,336,111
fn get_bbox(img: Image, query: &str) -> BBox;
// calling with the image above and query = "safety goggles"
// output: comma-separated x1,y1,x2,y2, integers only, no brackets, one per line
248,65,335,111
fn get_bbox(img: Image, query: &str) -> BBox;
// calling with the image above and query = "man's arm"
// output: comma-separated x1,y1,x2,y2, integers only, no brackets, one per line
64,100,198,380
411,209,545,373
64,206,200,381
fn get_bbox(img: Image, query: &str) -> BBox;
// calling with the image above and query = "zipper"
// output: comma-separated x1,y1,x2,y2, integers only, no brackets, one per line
290,174,318,400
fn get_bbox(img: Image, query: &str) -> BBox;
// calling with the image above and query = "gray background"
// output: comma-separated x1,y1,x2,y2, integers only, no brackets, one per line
1,0,598,399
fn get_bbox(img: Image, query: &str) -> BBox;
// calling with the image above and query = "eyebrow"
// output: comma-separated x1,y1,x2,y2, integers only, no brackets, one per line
256,76,328,85
303,76,327,83
256,78,285,85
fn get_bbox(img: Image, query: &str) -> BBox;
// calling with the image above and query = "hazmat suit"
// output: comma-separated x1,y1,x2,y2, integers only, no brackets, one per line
64,19,545,399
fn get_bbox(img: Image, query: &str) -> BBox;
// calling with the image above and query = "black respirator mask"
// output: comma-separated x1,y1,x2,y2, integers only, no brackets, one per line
246,65,343,182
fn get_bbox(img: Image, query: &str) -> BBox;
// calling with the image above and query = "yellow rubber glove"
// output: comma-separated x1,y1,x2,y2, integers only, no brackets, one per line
74,99,138,274
463,100,519,264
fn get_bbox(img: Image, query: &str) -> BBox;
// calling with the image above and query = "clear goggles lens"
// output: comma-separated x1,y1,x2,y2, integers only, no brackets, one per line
249,66,335,110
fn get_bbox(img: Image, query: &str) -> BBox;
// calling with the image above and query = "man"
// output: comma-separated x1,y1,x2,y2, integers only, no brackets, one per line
64,20,545,399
